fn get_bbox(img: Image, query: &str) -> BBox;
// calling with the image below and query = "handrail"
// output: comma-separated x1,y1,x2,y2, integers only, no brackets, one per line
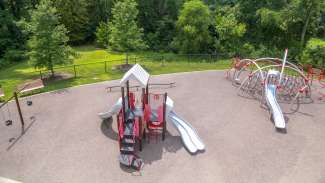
106,82,176,92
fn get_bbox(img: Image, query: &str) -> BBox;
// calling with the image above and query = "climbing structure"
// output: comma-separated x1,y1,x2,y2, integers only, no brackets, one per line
117,64,148,170
307,66,325,100
99,64,205,170
227,56,311,104
226,50,311,131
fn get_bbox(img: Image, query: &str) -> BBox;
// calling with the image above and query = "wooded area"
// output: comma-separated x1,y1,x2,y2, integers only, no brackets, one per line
0,0,324,70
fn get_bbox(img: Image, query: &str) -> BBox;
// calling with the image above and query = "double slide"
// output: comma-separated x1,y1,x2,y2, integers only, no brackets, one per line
167,111,205,153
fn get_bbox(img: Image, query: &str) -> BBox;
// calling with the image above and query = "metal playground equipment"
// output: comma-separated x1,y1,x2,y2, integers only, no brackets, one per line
226,49,312,131
307,66,325,100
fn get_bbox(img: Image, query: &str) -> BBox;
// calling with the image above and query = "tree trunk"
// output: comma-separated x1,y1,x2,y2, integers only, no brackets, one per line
50,67,55,78
300,5,313,48
48,58,54,78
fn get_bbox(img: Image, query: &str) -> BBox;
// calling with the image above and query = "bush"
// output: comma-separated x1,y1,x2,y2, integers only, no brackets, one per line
301,38,325,69
0,49,27,69
249,45,282,58
0,58,9,69
4,49,27,63
95,21,110,48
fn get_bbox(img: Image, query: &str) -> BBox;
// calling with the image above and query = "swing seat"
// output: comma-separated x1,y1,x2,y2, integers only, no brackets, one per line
27,100,33,106
5,120,13,126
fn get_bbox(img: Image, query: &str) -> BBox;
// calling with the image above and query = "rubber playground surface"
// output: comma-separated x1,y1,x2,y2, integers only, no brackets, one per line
1,70,325,183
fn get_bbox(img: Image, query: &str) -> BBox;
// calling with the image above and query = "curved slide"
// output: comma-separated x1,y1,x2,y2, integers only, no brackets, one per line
98,97,122,120
265,84,286,129
167,111,205,153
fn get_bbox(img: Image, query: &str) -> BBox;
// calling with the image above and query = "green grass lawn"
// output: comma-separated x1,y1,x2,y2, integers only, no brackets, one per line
0,45,230,100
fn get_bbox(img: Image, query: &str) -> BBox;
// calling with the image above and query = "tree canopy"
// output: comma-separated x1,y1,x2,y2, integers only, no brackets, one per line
0,0,324,69
28,0,73,76
173,0,212,53
108,0,146,52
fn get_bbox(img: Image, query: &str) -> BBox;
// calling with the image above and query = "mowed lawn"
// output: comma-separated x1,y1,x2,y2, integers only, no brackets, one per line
0,45,230,100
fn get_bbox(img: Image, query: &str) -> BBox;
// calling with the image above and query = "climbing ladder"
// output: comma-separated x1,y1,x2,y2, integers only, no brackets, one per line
117,108,143,170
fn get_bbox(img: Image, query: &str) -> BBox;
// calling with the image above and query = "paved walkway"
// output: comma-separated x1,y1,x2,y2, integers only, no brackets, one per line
0,70,325,183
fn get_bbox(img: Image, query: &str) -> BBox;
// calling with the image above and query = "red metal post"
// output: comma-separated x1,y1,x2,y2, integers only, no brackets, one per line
162,92,167,141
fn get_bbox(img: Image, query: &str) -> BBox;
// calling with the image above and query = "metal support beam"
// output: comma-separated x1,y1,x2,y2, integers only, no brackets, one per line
14,92,25,133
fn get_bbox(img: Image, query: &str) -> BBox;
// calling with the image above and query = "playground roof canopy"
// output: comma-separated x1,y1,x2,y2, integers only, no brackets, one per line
120,64,150,87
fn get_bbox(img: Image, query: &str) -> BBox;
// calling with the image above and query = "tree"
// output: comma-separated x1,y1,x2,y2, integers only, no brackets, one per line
137,0,184,50
87,0,115,41
54,0,90,44
28,0,73,77
0,0,25,68
173,0,212,53
109,0,146,54
291,0,322,48
301,38,325,69
215,6,246,56
95,21,110,48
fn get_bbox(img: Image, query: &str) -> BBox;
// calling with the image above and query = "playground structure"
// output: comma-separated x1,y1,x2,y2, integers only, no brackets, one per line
99,64,205,170
226,49,312,130
307,67,325,100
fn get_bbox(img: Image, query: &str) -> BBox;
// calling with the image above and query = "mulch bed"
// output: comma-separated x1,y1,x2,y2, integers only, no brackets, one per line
112,64,135,72
41,72,74,84
17,79,44,93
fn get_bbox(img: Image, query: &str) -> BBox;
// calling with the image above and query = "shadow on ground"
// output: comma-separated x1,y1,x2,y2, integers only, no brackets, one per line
100,118,183,169
100,118,118,141
139,131,183,164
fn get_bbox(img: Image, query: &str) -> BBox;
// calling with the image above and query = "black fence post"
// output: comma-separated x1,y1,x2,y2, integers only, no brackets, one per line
73,65,77,78
161,55,165,66
39,70,43,80
105,61,107,73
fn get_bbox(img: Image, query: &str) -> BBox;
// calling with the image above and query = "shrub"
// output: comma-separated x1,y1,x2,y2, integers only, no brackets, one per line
4,49,27,63
301,38,325,69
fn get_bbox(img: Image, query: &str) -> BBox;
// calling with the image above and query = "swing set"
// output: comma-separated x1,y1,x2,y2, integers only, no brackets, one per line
0,79,44,133
0,92,25,133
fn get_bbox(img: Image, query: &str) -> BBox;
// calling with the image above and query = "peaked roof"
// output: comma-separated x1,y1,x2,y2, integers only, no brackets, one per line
120,64,150,87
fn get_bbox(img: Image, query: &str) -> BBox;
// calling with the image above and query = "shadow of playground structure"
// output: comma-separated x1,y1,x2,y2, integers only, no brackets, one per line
100,118,183,165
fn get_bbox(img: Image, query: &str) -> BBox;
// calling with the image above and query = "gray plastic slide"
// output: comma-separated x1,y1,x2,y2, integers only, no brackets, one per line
165,97,205,153
0,177,22,183
265,84,286,129
167,111,205,153
98,97,122,120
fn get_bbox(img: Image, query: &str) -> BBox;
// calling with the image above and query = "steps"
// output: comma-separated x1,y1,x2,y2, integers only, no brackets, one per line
118,111,143,170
